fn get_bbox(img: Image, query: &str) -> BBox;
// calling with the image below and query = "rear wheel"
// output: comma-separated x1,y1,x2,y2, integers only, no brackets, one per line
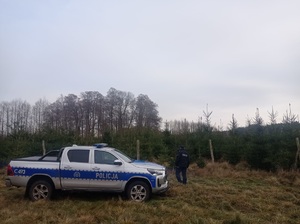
126,181,150,202
28,180,53,201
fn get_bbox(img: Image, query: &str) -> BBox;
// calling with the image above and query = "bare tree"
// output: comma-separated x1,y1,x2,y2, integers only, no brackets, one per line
114,90,135,130
81,91,104,138
63,94,81,136
105,88,119,132
135,94,161,130
44,96,64,133
7,99,31,133
32,98,49,133
179,119,190,134
196,116,204,132
0,87,164,137
94,92,105,138
0,102,10,136
190,120,197,133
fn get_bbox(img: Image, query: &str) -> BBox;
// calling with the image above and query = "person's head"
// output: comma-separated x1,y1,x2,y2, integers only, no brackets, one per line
179,145,184,150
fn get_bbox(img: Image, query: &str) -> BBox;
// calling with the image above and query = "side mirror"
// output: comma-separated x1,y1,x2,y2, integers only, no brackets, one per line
114,159,122,166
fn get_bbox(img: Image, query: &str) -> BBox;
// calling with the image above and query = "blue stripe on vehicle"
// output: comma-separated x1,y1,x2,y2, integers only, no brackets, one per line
12,167,60,178
12,167,157,188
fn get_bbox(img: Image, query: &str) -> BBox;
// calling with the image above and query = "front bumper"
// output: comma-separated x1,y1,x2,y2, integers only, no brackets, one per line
153,181,169,194
153,174,169,194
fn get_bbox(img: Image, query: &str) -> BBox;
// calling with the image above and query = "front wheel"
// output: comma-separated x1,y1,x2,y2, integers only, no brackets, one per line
28,180,53,201
126,181,150,202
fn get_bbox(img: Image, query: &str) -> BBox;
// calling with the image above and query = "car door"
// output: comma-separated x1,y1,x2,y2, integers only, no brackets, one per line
60,149,91,189
89,150,124,190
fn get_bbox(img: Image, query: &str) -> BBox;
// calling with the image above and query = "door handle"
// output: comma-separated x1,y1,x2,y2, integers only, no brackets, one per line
92,167,100,171
64,165,72,169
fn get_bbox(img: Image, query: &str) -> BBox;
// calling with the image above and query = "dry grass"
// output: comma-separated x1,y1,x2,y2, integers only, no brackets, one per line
1,163,300,224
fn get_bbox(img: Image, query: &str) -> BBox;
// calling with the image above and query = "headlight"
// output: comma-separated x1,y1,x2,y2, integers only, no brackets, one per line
147,168,163,176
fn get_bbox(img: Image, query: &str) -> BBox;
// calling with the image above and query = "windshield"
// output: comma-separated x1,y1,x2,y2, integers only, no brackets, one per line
113,149,133,163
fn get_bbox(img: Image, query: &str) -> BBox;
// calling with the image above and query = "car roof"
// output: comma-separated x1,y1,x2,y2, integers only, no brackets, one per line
66,145,115,151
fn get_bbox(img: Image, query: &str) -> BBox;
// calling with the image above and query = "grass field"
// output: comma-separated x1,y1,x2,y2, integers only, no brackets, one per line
1,162,300,224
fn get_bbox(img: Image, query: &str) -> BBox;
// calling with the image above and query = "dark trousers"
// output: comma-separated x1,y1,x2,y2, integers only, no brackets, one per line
175,167,187,184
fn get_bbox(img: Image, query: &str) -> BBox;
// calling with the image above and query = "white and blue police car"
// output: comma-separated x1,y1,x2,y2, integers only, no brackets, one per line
6,143,169,202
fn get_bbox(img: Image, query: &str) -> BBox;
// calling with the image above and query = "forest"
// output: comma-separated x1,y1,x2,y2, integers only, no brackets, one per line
0,87,299,172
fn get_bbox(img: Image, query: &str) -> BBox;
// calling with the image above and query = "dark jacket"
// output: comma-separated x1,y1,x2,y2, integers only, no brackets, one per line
175,148,190,168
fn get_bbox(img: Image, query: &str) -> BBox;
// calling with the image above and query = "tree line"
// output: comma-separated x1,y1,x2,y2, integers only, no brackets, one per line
0,88,299,172
0,88,161,137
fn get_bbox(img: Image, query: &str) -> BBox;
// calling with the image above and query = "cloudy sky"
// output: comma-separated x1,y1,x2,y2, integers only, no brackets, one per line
1,0,299,128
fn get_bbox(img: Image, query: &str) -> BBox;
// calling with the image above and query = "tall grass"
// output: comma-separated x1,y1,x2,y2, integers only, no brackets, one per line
1,162,300,224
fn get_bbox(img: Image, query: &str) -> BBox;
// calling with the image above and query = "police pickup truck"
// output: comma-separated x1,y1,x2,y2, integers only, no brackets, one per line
5,143,168,202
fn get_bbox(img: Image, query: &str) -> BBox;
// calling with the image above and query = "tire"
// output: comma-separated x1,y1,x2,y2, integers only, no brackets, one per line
126,181,150,202
28,180,53,201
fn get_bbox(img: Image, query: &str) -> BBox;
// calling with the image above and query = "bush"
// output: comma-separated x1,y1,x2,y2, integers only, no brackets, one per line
196,157,206,168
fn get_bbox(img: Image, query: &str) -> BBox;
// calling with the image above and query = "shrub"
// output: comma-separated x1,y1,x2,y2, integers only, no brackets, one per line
196,157,206,168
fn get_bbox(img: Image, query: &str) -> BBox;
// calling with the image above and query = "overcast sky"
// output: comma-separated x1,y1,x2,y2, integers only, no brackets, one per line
1,0,299,128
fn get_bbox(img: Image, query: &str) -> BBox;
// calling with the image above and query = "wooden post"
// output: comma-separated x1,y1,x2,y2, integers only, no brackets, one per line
209,139,215,163
294,137,300,170
42,140,46,155
137,140,140,160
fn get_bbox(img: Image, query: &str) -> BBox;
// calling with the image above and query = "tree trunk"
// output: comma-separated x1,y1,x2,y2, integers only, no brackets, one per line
137,140,140,160
42,140,46,155
209,139,215,163
294,137,300,170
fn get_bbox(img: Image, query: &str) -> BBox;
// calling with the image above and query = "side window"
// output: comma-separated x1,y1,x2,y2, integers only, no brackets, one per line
68,150,90,163
95,151,117,165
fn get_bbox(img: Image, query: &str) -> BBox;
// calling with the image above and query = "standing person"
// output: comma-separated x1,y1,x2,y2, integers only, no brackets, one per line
175,145,190,184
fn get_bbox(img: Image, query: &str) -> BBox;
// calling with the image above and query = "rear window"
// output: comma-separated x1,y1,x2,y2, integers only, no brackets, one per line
67,150,90,163
39,150,60,161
